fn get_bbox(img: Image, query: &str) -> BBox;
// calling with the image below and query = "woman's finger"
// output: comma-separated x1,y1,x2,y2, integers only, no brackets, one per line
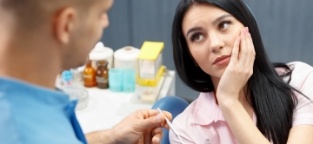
246,30,255,69
238,27,249,67
230,37,241,66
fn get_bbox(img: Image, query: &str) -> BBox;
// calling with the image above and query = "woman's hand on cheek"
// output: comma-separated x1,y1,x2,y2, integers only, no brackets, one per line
216,27,256,103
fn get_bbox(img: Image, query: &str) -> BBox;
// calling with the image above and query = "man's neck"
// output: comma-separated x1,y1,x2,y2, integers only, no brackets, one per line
0,45,62,89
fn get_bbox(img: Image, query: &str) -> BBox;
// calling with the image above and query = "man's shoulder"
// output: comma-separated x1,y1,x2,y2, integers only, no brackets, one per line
0,78,83,144
0,93,21,143
0,88,83,144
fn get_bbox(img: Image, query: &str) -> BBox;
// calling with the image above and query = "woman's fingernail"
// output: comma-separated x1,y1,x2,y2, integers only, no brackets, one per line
246,27,249,32
248,32,251,37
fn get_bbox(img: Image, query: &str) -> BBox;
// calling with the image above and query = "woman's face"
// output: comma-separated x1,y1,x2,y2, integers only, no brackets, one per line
182,4,245,80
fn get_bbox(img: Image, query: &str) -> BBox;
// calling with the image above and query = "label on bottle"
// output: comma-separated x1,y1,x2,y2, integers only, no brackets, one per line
83,74,96,87
96,77,108,83
96,76,109,89
83,75,93,79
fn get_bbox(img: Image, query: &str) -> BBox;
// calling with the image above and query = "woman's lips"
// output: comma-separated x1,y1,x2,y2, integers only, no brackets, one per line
213,55,231,66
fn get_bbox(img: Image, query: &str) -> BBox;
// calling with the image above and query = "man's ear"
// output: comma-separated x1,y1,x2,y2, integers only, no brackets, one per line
53,8,77,44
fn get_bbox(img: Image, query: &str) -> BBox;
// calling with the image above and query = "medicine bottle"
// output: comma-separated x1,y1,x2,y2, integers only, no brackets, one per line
83,60,96,87
96,60,109,89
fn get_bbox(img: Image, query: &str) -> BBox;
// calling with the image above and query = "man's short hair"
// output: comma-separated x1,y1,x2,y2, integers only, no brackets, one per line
0,0,96,30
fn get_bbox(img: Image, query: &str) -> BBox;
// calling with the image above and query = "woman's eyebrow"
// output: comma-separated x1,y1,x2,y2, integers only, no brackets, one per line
212,14,232,25
186,27,203,37
186,14,232,37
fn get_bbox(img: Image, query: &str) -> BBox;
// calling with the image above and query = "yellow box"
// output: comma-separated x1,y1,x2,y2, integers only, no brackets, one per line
137,41,164,86
137,65,166,86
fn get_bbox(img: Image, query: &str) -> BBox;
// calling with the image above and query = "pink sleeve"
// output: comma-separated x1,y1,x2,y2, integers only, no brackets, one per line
288,62,313,126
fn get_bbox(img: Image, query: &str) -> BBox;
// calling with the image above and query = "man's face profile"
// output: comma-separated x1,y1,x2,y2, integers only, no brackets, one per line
0,0,113,70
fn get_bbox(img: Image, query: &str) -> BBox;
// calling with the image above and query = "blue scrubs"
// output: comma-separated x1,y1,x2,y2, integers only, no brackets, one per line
0,77,87,144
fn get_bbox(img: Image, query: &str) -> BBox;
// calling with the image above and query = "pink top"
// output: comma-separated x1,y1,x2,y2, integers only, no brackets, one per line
169,61,313,144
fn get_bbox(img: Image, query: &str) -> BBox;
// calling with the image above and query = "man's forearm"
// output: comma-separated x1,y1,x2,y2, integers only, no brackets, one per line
85,129,117,144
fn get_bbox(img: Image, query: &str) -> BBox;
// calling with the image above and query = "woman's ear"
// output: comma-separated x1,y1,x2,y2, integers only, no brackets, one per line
52,7,77,44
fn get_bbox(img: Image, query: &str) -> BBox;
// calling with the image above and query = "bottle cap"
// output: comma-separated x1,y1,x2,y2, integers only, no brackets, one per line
96,60,108,67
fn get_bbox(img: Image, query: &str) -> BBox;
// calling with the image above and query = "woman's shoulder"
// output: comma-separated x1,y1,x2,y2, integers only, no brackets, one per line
287,61,313,71
175,93,209,120
287,61,313,126
173,92,215,124
170,92,215,143
287,61,313,87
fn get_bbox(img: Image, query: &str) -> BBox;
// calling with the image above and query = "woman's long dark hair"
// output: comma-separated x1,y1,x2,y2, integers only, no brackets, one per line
172,0,298,143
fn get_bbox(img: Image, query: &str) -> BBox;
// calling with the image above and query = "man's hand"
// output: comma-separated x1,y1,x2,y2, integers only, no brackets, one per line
112,109,172,144
86,109,172,144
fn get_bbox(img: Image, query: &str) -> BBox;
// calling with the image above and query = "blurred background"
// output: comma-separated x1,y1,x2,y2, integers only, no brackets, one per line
100,0,313,102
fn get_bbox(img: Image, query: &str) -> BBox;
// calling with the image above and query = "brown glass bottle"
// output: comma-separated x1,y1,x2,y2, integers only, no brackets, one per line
83,60,96,87
96,60,109,89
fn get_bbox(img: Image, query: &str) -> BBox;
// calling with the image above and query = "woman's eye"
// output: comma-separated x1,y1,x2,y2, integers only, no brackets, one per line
219,21,231,31
190,33,204,42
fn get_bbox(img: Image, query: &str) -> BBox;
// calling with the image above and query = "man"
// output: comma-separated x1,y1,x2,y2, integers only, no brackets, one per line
0,0,172,143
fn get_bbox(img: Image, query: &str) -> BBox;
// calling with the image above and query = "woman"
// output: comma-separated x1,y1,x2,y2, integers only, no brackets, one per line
170,0,313,144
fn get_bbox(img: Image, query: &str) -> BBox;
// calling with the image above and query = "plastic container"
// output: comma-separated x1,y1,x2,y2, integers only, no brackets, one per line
109,68,122,92
122,69,136,92
137,41,165,86
62,86,89,111
89,42,114,69
108,68,136,92
114,46,140,73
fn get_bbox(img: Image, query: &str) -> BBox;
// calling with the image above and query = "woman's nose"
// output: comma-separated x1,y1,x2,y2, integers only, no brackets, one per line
210,33,224,53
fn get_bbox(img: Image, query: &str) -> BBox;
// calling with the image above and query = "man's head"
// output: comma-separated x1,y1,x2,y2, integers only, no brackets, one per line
1,0,113,69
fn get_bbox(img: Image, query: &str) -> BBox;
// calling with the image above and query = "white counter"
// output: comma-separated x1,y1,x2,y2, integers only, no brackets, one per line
75,71,175,133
